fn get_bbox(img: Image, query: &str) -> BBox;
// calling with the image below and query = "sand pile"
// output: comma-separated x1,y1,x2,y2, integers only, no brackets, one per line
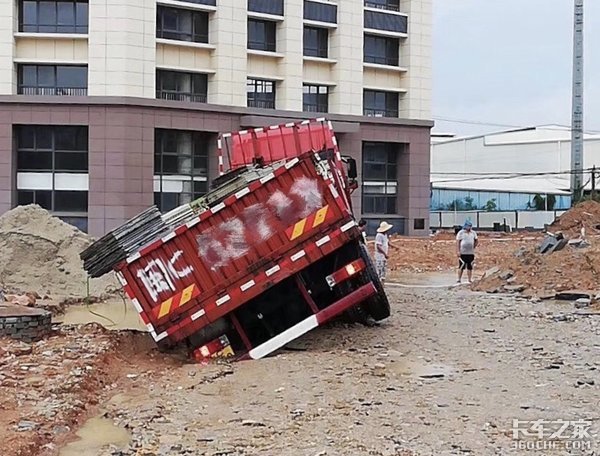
0,205,118,301
550,200,600,235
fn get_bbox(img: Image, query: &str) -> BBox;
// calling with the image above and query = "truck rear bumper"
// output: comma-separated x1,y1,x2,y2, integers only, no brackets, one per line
246,282,377,360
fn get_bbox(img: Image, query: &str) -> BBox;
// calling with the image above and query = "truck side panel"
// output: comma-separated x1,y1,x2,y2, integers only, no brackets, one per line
118,155,354,343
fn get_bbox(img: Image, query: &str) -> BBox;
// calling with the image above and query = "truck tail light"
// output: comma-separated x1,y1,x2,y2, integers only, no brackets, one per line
192,335,235,363
326,259,366,288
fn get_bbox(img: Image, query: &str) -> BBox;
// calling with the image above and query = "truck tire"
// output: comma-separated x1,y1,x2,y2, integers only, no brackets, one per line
343,300,371,325
358,244,391,321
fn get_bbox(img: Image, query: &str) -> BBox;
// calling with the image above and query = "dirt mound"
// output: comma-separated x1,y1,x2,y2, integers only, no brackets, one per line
384,233,540,276
550,200,600,235
0,205,118,301
473,238,600,297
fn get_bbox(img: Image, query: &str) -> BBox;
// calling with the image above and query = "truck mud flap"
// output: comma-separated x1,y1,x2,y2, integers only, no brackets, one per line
245,283,377,360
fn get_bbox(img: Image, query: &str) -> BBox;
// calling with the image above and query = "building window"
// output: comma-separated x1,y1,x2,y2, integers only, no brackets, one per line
364,34,399,66
363,90,399,117
364,0,400,12
156,6,209,43
362,142,398,215
15,125,88,230
19,0,88,34
248,19,276,52
17,64,87,96
154,129,209,212
247,78,276,109
156,70,207,103
303,26,328,58
303,84,328,113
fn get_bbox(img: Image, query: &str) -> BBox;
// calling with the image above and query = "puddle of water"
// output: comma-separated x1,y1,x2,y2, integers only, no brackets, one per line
56,299,147,331
59,416,131,456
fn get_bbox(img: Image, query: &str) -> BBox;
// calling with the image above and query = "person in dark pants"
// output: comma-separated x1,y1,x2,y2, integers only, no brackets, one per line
456,220,478,284
358,219,368,243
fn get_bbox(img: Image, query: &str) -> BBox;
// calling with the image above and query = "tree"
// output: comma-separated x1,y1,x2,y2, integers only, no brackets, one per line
482,198,497,212
464,196,476,210
447,199,465,211
531,194,556,211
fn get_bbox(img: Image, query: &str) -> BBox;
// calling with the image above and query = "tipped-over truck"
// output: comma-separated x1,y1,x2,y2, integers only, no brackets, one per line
82,118,390,361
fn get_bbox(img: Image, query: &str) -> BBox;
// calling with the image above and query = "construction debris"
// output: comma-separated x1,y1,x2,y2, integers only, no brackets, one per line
0,205,118,302
80,206,166,278
474,202,600,298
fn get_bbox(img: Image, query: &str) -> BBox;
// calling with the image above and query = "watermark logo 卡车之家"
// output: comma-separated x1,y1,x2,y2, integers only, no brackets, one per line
512,419,595,451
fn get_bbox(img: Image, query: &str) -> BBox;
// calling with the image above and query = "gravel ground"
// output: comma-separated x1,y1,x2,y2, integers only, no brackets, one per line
90,284,600,456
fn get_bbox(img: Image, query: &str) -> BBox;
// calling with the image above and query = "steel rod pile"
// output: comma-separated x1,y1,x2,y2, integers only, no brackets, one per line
81,206,167,278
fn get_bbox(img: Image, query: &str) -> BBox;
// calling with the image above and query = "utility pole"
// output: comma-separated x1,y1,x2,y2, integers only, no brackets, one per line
570,0,584,204
592,166,596,201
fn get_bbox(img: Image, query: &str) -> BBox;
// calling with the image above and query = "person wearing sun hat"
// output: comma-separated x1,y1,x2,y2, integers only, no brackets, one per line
374,221,396,282
456,220,478,284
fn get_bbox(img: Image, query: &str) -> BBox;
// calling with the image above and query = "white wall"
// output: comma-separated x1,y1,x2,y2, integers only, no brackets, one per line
432,130,600,179
0,1,16,94
400,0,432,119
88,0,156,97
430,210,568,230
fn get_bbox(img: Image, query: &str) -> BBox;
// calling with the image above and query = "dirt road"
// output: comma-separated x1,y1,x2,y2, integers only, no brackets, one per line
41,281,598,456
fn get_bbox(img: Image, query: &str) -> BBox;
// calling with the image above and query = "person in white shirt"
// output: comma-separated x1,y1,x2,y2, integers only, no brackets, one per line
374,221,396,282
456,220,478,284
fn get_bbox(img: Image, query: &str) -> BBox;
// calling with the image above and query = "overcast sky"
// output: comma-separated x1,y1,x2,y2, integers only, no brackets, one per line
433,0,600,136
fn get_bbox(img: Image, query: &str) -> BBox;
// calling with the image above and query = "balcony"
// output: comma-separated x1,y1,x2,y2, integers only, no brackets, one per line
303,104,328,113
364,108,399,118
248,99,275,109
18,87,87,96
248,0,284,16
364,0,400,12
156,91,207,103
179,0,215,4
364,10,407,34
304,0,337,24
364,56,399,66
156,6,209,44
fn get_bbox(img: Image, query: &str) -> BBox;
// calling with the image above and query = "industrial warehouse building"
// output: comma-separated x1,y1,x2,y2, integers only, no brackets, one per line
430,125,600,213
0,0,433,237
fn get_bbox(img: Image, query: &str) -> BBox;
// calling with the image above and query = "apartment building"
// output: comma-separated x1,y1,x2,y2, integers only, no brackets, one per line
0,0,432,237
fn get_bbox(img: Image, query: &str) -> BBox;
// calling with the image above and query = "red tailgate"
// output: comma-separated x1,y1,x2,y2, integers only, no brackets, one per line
218,118,341,174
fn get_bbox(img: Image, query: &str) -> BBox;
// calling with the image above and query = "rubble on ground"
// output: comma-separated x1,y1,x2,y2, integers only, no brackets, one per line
0,205,118,304
474,202,600,298
1,324,120,455
385,232,539,276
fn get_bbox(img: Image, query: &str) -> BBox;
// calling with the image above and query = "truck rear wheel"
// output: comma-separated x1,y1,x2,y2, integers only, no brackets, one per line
358,244,391,321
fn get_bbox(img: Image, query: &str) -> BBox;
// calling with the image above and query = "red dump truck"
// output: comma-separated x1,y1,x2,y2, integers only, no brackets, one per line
84,118,390,361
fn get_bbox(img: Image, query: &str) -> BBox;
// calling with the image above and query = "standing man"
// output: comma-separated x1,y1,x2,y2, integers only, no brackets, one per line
358,219,368,243
456,220,478,284
375,221,395,282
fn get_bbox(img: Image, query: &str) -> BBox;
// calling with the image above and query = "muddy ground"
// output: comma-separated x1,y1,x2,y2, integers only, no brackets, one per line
3,278,600,455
